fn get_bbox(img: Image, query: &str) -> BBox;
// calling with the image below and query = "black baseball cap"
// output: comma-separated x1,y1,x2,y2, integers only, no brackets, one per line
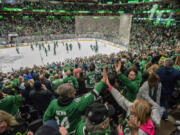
86,103,115,125
35,125,60,135
35,120,60,135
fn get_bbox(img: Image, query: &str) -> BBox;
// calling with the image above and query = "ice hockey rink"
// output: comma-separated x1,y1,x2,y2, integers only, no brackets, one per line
0,38,127,73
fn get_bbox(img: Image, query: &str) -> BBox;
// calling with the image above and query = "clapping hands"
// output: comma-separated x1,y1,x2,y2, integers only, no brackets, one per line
101,68,112,88
126,115,141,131
102,68,108,83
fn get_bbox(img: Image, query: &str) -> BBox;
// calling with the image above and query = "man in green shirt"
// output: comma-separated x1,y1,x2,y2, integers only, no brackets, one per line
86,64,97,88
63,70,78,89
10,74,18,87
43,70,107,134
2,79,17,95
116,61,139,102
2,79,13,89
75,103,115,135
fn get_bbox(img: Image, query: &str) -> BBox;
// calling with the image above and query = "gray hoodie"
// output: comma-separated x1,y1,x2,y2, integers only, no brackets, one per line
137,81,161,107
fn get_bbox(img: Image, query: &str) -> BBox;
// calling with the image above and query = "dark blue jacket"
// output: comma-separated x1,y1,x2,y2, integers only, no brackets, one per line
156,66,180,98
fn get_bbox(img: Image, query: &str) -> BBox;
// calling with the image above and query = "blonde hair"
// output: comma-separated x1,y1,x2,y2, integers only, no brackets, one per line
0,110,19,127
147,64,159,74
175,56,180,67
18,76,24,85
132,98,151,125
28,79,34,86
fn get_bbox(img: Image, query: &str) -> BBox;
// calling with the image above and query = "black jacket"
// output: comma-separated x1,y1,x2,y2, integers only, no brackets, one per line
29,89,53,114
21,86,33,105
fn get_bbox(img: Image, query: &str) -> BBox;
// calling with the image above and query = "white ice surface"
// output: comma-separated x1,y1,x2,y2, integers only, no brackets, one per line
0,39,126,73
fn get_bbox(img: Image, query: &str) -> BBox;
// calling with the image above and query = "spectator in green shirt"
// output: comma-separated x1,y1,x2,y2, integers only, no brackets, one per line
63,70,78,89
43,69,107,133
86,63,97,89
116,61,139,102
52,74,64,92
0,91,24,116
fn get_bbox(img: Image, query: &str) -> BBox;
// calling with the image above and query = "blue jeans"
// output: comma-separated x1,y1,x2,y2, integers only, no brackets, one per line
160,97,168,119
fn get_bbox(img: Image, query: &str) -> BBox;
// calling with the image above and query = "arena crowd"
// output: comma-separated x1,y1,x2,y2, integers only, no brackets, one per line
0,38,180,134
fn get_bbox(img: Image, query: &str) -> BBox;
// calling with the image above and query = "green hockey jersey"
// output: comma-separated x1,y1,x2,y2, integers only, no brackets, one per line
43,81,105,133
63,76,78,89
86,71,97,88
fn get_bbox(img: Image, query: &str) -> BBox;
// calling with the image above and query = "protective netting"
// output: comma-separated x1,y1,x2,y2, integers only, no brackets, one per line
75,15,132,49
119,14,133,48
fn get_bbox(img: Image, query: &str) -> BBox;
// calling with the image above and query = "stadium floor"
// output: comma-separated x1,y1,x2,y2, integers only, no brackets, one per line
155,106,180,135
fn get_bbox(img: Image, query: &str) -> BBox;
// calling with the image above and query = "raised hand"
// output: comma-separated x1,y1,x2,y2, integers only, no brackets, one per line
102,68,108,82
115,61,121,73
